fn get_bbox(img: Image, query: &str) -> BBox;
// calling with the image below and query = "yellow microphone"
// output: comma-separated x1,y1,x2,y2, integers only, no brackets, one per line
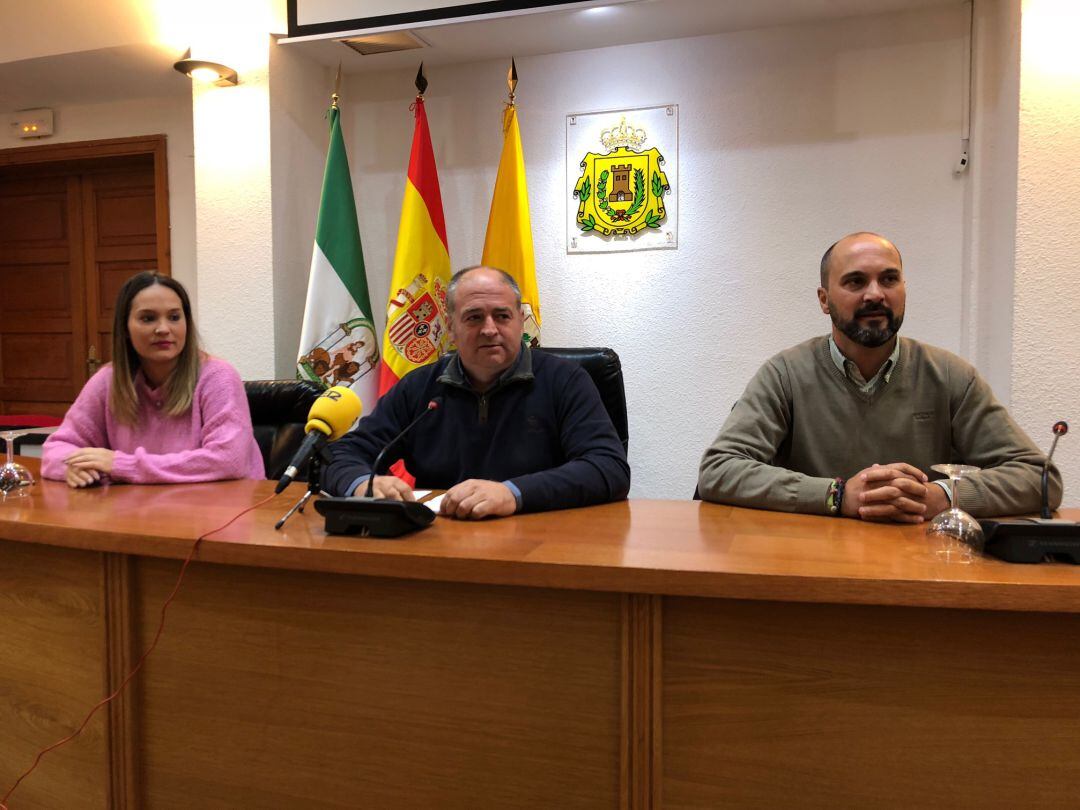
305,385,362,440
275,386,362,493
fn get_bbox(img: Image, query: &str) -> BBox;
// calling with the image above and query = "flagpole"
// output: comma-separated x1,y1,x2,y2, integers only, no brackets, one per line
332,62,341,110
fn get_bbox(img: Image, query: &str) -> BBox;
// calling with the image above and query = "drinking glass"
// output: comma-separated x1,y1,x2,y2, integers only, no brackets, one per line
0,430,35,499
926,463,984,563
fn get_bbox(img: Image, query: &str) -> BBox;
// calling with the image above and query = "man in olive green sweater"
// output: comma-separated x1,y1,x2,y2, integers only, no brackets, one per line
698,232,1062,522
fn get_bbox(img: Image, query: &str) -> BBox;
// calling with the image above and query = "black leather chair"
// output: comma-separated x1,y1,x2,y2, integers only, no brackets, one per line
244,380,324,480
537,347,629,451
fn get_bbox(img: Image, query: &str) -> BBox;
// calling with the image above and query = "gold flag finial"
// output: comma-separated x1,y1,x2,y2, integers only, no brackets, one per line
331,62,342,109
415,62,428,98
507,57,518,106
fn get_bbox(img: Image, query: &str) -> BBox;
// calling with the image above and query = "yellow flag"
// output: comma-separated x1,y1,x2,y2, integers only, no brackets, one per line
482,104,541,344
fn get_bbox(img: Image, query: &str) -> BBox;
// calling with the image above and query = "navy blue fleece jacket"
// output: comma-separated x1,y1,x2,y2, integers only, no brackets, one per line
323,347,631,512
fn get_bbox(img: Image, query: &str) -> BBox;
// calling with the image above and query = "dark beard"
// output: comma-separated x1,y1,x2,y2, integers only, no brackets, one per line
830,303,903,348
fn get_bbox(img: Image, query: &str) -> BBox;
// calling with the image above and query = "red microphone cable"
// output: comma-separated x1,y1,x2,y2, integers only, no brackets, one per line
1,490,279,809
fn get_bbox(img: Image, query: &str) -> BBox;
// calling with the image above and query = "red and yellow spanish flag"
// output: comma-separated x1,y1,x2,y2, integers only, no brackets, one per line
377,96,453,395
482,103,541,344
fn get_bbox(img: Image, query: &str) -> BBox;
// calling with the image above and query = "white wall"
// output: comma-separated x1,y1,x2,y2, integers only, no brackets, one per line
339,4,970,499
0,94,197,307
1012,0,1080,507
188,0,288,379
269,39,331,378
192,54,276,378
965,0,1021,402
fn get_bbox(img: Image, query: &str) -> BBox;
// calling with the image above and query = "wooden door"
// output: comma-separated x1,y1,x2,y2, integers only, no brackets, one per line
0,170,86,416
82,159,162,374
0,137,168,417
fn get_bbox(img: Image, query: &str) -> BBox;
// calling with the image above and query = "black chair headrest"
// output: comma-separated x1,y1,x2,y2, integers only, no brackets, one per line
244,379,324,424
534,347,628,451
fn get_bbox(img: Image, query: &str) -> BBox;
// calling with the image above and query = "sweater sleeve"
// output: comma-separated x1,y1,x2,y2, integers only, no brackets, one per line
698,359,834,514
323,380,417,497
949,370,1062,517
108,360,260,484
40,368,112,481
507,365,630,512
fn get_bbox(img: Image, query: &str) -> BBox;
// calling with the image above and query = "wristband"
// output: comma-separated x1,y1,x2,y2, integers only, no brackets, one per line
826,477,846,516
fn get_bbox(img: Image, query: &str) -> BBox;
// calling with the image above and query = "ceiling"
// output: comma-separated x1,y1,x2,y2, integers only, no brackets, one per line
0,44,189,112
284,0,961,74
0,0,961,112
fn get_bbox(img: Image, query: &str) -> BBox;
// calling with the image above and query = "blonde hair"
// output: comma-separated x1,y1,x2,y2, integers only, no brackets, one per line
109,272,202,426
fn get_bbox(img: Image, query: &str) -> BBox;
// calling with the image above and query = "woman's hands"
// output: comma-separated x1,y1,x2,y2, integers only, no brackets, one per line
63,448,116,488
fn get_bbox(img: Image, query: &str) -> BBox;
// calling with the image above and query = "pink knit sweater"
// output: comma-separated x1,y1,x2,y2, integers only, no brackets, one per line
41,357,265,484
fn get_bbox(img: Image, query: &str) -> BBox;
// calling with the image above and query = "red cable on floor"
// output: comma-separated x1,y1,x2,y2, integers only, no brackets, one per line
0,491,279,809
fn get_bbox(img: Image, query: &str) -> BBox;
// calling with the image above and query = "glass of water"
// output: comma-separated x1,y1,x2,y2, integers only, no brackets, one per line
0,430,35,499
926,463,985,563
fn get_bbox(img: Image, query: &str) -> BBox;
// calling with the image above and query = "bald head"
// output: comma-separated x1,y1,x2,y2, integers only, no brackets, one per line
446,265,521,315
446,264,525,389
816,231,906,350
819,232,902,289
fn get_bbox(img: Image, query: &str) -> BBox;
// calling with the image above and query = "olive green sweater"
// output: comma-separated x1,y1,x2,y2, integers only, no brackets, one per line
698,336,1062,518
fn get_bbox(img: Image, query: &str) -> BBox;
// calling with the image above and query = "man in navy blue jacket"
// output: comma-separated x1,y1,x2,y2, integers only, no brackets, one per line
324,266,631,519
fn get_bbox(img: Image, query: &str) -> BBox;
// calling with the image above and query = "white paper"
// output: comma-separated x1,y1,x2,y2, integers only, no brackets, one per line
423,493,445,513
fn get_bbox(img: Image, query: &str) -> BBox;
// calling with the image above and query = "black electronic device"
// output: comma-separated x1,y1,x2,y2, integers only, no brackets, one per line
314,497,436,537
981,518,1080,564
978,419,1075,564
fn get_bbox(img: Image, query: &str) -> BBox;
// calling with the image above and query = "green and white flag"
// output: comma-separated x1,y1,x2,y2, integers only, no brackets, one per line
297,104,379,410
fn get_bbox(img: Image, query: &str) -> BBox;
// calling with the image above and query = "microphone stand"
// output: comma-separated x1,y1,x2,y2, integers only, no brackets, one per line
312,401,442,538
1040,422,1067,519
981,420,1078,563
275,446,332,531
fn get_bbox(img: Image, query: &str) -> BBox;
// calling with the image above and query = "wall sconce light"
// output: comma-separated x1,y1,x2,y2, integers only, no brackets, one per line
173,58,239,86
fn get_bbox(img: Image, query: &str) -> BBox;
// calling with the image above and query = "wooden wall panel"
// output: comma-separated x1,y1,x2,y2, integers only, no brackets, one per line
98,263,140,320
621,594,661,810
662,597,1080,809
94,188,155,245
0,177,68,244
133,560,623,809
84,163,157,375
1,334,74,381
0,540,109,809
0,170,84,414
0,262,72,318
0,400,71,416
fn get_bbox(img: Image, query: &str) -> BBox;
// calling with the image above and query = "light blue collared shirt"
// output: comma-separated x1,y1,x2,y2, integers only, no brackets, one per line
346,473,522,509
828,335,900,395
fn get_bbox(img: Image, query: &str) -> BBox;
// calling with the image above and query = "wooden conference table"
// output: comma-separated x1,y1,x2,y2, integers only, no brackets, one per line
2,461,1079,809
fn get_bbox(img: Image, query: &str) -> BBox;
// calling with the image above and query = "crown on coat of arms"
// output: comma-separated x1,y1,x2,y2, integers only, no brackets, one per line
600,117,646,151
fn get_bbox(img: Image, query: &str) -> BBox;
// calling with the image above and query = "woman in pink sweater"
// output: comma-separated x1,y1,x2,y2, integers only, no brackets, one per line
42,272,265,487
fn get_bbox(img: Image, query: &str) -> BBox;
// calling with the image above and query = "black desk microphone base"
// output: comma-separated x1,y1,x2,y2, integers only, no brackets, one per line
980,519,1080,564
315,497,436,537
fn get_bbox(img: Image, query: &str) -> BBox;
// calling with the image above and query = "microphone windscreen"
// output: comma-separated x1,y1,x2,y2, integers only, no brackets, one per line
305,385,362,440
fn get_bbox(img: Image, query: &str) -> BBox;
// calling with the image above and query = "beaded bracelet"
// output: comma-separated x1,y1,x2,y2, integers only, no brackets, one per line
826,477,846,516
